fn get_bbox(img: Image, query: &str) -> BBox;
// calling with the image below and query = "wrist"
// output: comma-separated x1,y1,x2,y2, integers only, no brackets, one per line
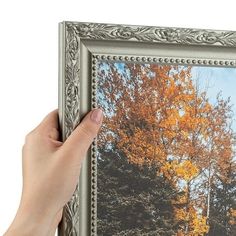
4,205,54,236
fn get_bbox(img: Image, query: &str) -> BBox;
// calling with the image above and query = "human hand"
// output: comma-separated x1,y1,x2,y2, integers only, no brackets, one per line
4,108,103,236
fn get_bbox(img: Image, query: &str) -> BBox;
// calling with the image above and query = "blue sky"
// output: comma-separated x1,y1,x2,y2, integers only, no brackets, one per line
191,66,236,130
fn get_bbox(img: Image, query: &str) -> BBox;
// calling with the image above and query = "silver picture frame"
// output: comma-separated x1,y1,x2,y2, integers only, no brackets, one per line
58,21,236,236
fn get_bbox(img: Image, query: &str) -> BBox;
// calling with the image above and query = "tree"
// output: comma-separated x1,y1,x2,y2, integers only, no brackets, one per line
206,110,236,235
96,61,236,235
97,148,180,235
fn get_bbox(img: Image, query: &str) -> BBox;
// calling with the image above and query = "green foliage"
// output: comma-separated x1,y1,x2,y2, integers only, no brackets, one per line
208,163,236,236
97,148,180,236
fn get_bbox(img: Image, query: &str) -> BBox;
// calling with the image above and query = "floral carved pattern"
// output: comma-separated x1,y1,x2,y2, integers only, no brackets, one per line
60,23,81,236
60,21,236,236
69,22,236,46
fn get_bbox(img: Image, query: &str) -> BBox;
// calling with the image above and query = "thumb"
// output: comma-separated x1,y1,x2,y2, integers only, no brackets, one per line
60,108,103,163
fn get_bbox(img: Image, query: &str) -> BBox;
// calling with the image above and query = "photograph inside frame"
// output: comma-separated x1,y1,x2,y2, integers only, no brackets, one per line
95,58,236,236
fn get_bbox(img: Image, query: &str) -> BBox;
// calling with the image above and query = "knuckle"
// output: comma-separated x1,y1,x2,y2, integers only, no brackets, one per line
24,129,40,144
22,144,26,153
79,123,95,139
24,131,33,143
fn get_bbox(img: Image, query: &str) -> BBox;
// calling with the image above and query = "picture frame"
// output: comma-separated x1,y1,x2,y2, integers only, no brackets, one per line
58,21,236,236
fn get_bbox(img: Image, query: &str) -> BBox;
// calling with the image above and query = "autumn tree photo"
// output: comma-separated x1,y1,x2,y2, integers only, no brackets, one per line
96,61,236,236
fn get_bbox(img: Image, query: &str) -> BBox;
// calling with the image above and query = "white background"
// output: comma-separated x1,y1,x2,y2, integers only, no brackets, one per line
0,0,235,234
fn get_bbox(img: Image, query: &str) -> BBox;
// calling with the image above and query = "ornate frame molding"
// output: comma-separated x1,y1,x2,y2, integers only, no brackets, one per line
58,21,236,236
66,22,236,46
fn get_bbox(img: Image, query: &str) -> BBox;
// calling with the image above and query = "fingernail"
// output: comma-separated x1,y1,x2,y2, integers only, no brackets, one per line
90,109,103,124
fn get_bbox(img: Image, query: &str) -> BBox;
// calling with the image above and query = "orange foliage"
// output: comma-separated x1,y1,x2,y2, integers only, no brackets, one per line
228,208,236,225
174,200,209,235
